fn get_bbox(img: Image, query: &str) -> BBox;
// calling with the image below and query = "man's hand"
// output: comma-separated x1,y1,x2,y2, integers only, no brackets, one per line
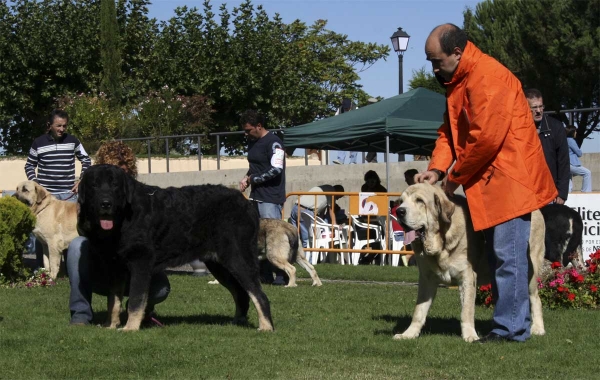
555,196,565,205
415,170,440,185
70,180,80,194
443,180,460,197
239,176,250,192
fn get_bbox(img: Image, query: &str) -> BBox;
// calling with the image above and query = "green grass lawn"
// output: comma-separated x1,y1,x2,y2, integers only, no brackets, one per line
0,264,598,379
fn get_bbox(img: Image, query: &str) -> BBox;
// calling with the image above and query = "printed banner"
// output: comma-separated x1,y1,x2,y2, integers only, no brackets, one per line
565,193,600,261
348,193,388,216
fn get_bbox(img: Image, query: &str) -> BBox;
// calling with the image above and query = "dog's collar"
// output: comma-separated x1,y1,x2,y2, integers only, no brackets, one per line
33,202,50,216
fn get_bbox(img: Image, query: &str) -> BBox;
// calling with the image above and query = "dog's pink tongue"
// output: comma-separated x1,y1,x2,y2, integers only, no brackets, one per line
100,220,114,230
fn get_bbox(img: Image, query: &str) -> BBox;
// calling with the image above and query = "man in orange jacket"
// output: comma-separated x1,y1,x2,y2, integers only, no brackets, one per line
416,24,556,343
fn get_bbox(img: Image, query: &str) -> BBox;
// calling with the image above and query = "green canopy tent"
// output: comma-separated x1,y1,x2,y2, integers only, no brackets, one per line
284,87,446,186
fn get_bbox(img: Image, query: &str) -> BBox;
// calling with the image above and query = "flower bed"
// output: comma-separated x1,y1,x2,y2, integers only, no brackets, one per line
0,268,56,289
476,249,600,309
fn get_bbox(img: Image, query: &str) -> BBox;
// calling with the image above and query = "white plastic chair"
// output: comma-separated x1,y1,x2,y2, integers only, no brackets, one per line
300,211,342,265
384,213,407,267
349,215,384,265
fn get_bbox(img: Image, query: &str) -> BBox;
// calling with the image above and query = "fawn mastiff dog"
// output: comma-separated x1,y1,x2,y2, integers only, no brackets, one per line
13,180,78,280
77,164,274,332
393,183,545,342
258,219,322,287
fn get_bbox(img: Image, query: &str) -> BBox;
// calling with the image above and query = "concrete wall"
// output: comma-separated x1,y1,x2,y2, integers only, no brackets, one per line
4,153,599,215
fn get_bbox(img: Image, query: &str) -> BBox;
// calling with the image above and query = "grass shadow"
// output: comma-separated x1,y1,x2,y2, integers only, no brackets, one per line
92,311,254,329
373,313,492,338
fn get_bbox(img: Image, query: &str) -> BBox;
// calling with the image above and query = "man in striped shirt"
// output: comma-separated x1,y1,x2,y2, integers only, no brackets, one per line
24,109,91,200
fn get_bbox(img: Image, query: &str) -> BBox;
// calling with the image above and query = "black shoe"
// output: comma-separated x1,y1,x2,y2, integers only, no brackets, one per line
477,333,513,344
272,276,286,286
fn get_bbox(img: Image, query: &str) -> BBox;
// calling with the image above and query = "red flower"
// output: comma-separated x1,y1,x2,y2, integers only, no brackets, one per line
557,286,566,293
568,293,576,301
589,264,597,274
574,275,585,283
479,284,492,292
551,262,562,269
41,280,47,286
40,272,47,279
485,295,492,305
590,285,598,293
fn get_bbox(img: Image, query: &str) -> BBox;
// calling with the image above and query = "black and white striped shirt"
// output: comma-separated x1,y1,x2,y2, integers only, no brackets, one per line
24,133,91,195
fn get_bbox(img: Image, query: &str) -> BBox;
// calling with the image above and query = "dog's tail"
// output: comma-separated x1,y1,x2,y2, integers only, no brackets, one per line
285,228,300,263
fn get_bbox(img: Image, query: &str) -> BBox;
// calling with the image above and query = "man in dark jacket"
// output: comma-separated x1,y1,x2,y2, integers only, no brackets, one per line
239,109,287,285
524,89,570,204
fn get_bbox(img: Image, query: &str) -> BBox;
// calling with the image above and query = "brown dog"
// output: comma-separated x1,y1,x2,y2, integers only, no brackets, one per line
258,219,322,287
14,180,78,279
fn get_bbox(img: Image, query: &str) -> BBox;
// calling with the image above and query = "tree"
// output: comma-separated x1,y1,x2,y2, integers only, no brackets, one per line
116,0,158,101
149,1,389,153
0,0,101,154
100,0,122,107
0,0,389,155
463,0,600,146
408,67,445,95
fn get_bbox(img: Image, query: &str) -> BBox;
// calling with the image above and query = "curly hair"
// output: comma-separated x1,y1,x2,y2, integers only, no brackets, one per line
95,141,138,178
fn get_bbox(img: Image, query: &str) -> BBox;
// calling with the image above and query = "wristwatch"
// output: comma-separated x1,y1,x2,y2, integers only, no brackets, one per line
431,169,445,181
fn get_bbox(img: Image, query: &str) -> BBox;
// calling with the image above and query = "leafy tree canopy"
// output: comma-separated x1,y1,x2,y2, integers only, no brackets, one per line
463,0,600,146
0,0,389,155
408,67,445,95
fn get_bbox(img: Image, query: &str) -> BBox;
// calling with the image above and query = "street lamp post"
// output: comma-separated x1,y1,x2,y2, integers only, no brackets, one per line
390,27,410,163
390,27,410,94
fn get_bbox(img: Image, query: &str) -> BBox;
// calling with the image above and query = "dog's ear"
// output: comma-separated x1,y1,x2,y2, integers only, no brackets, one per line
35,183,47,204
435,193,455,225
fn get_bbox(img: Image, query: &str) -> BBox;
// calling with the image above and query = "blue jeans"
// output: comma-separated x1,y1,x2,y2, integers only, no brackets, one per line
289,204,313,248
256,202,283,219
336,151,357,164
66,236,170,324
569,165,592,192
484,213,531,341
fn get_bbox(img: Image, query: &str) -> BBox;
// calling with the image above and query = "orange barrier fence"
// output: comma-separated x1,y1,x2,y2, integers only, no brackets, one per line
284,191,414,264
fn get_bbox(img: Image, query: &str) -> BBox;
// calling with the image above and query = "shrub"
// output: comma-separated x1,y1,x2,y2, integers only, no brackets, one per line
0,196,36,284
56,91,124,152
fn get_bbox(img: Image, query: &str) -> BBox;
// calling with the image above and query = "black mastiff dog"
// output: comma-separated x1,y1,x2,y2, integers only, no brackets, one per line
77,164,274,332
540,203,584,268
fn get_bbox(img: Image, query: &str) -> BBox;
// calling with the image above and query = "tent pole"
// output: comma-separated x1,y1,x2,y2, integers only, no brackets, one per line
385,135,390,190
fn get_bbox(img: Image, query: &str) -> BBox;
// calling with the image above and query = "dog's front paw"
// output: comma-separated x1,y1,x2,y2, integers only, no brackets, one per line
312,280,323,287
103,321,120,329
284,283,298,288
531,323,546,336
121,324,140,332
461,325,479,342
393,330,420,340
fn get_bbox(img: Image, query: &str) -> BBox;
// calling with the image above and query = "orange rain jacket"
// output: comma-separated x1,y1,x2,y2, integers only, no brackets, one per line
428,41,557,231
